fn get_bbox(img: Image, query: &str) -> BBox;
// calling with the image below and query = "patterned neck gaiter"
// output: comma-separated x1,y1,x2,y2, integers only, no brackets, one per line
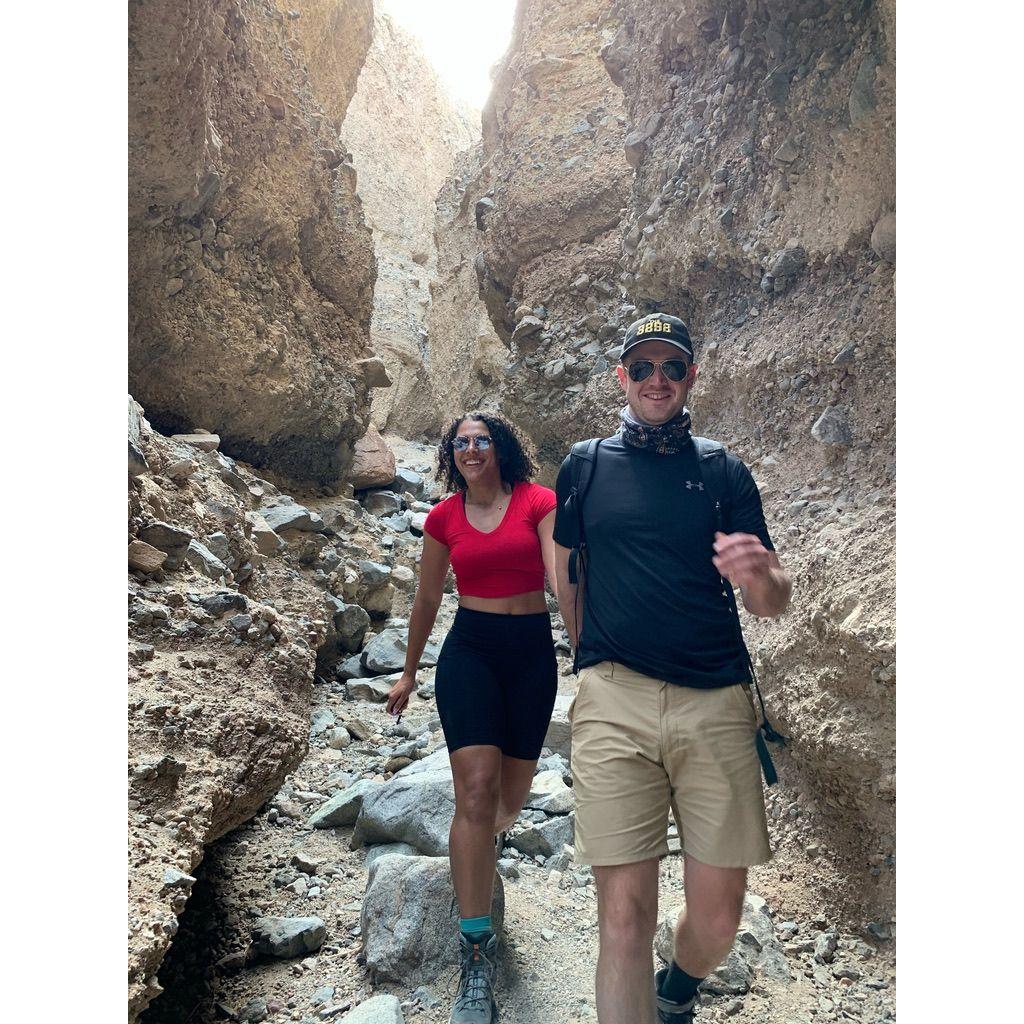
618,405,693,454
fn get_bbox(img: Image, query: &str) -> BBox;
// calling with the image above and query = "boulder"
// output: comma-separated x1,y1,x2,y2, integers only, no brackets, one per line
394,468,425,498
508,815,574,859
352,762,455,855
543,694,574,760
357,560,393,588
172,432,221,452
364,842,419,869
309,779,383,829
363,490,402,516
261,503,325,533
129,396,148,477
356,357,393,390
246,512,284,555
184,540,228,579
361,628,440,674
331,600,371,653
346,675,396,703
350,425,396,490
138,521,193,570
655,893,791,994
128,540,166,574
251,916,326,959
811,406,853,446
340,995,405,1024
361,855,504,985
871,211,896,263
526,771,574,814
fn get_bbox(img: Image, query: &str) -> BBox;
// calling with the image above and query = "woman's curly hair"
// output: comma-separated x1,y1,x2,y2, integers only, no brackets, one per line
437,410,540,493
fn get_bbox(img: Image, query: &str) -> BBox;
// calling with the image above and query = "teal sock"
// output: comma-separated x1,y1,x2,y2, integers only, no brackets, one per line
459,915,492,942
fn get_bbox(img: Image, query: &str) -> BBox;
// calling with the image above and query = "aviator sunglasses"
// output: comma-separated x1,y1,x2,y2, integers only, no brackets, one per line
625,358,691,383
452,435,492,452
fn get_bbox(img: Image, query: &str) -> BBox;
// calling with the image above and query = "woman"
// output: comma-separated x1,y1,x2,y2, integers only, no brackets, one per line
386,410,558,1024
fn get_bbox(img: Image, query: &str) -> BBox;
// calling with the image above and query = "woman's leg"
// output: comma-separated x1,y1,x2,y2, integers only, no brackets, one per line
449,744,503,918
495,755,538,833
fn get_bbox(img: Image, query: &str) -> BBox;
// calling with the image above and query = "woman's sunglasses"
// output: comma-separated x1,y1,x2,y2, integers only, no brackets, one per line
452,435,492,452
625,358,691,383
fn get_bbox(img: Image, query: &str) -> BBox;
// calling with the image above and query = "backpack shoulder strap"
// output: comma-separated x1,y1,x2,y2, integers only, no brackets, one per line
691,435,730,533
565,438,602,587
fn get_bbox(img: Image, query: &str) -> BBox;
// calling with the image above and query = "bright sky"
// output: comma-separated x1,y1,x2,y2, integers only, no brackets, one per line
380,0,518,112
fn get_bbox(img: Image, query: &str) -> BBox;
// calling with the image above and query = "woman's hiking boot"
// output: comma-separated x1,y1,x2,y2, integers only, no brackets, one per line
449,933,499,1023
655,966,699,1023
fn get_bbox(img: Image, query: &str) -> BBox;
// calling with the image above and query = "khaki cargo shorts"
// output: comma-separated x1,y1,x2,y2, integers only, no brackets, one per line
569,661,772,868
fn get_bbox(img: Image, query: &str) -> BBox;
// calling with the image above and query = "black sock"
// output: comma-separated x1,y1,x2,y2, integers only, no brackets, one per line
659,961,703,1004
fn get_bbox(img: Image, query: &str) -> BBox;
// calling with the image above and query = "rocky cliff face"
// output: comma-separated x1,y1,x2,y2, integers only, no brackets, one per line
436,0,896,914
129,0,378,486
340,7,479,436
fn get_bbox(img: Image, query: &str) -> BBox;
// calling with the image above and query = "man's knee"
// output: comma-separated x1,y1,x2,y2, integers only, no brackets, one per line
596,862,659,953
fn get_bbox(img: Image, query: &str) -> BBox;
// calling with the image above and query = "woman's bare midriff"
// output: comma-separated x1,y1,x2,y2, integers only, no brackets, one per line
458,589,549,615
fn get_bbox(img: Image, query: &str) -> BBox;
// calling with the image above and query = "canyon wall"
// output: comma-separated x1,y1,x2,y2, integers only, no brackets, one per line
440,0,896,913
341,7,480,437
129,0,378,486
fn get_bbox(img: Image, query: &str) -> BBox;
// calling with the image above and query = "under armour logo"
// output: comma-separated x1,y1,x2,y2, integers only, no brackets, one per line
685,480,705,490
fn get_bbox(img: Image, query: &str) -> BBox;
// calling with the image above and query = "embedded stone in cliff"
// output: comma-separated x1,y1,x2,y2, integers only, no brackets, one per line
871,212,896,264
357,357,393,389
624,112,664,169
128,540,166,574
811,406,853,446
512,315,545,351
850,52,880,125
129,396,148,477
261,502,326,533
350,425,396,490
172,432,221,453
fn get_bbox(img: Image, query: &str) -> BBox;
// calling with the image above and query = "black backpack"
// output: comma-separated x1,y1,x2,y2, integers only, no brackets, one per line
564,434,788,785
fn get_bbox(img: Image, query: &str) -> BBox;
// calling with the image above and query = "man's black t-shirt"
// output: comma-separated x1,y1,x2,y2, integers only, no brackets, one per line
553,434,775,689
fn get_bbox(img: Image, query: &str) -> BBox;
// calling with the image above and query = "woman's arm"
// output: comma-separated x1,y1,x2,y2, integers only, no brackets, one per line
386,533,451,714
537,508,558,601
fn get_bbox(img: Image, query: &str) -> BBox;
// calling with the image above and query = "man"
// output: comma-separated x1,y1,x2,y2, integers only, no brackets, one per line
553,313,791,1024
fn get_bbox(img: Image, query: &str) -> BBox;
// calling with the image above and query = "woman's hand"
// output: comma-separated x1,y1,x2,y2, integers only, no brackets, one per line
386,672,417,715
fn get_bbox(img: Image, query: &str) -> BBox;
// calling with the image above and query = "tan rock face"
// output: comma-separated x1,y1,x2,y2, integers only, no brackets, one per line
428,0,896,916
128,0,377,486
349,423,396,489
341,8,478,436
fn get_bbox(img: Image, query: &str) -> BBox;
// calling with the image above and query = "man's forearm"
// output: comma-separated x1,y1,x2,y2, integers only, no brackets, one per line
741,568,791,618
557,581,580,648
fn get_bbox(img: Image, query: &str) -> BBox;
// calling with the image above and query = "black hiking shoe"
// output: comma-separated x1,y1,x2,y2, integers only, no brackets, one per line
449,933,499,1023
655,966,699,1023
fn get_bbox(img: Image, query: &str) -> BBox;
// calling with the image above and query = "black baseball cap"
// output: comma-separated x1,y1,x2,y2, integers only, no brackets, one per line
620,313,694,361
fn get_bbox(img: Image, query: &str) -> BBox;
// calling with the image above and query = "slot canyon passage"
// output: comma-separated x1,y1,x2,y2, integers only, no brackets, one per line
127,0,895,1021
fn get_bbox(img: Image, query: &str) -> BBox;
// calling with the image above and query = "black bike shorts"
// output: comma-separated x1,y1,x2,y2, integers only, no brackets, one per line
434,607,558,760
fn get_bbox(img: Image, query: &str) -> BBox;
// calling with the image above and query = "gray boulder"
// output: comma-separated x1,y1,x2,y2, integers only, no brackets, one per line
394,468,425,499
526,771,574,814
364,842,419,869
340,995,405,1024
308,779,383,829
346,675,396,703
129,396,148,477
138,521,193,570
185,540,228,579
262,503,326,533
337,654,369,680
363,491,402,516
251,916,326,959
361,855,504,985
543,694,574,760
358,560,392,588
655,893,791,994
353,761,455,855
330,599,371,653
509,815,574,859
811,406,853,446
361,628,440,675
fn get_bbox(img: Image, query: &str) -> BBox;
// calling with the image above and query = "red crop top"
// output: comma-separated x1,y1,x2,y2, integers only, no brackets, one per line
422,482,557,598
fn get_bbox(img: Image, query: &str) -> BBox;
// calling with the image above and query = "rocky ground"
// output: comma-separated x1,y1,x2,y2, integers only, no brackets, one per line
135,428,895,1024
